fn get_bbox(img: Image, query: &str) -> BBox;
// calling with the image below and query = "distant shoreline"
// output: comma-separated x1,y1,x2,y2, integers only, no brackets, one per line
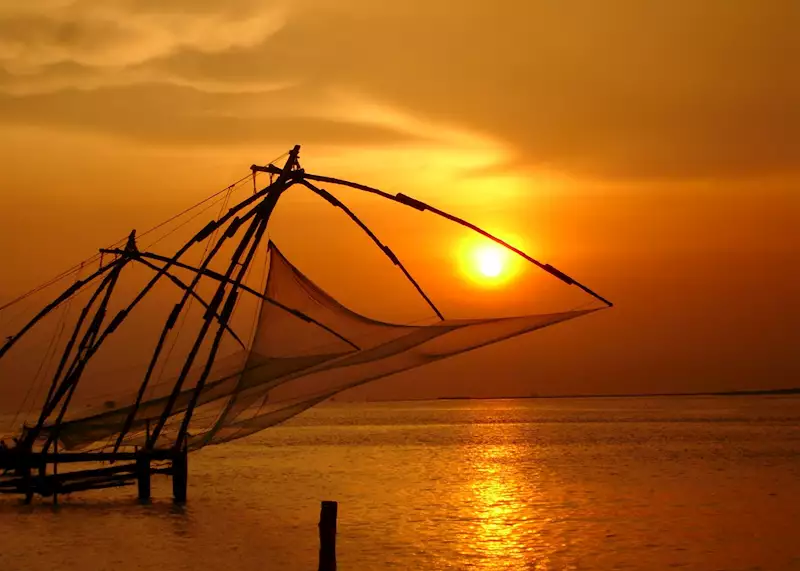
432,388,800,401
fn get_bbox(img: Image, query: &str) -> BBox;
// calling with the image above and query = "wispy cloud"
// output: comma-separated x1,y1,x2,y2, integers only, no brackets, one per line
0,0,797,180
0,1,286,72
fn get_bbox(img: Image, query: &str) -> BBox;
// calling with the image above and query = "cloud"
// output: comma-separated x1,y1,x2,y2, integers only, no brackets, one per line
0,83,437,147
0,62,295,96
0,0,286,71
0,0,797,180
267,0,800,180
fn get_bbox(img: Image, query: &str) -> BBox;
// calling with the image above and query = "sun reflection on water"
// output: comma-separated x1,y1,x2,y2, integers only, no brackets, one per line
458,423,553,570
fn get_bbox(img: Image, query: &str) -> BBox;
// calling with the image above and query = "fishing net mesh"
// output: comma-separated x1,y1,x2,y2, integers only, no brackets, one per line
28,241,597,452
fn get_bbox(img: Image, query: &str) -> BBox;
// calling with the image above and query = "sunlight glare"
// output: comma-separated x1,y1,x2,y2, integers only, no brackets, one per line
475,245,504,278
461,239,522,287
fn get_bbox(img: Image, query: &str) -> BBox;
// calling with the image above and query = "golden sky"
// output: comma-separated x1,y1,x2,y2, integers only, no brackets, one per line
0,0,798,397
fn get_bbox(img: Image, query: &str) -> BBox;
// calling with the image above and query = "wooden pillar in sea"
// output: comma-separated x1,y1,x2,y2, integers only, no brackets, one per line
22,462,33,505
318,500,338,571
172,446,188,504
52,439,59,505
136,452,151,502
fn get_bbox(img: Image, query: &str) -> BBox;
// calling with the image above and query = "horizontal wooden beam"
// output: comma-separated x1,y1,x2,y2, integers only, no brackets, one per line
1,449,175,466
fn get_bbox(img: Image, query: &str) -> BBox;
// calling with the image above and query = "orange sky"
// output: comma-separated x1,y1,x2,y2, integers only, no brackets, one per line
0,0,798,398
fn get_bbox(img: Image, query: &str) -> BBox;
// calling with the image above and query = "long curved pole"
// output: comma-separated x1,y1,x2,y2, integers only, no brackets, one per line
22,260,125,448
0,161,292,365
132,257,245,349
298,171,613,307
111,160,301,453
148,147,303,450
41,259,125,409
174,211,270,449
123,202,266,451
104,250,359,351
299,179,444,320
0,262,119,361
43,262,127,451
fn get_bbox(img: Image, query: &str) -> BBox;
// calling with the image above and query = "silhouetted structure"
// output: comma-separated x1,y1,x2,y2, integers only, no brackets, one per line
318,500,338,571
0,146,611,503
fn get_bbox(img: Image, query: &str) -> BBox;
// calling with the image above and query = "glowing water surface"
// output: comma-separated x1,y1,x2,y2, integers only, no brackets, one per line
2,396,799,570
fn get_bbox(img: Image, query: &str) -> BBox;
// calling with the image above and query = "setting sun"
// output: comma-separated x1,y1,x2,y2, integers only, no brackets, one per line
459,240,520,286
456,232,527,288
475,245,505,278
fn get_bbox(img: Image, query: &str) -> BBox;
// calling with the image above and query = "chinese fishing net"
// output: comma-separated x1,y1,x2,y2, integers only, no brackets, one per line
13,241,597,452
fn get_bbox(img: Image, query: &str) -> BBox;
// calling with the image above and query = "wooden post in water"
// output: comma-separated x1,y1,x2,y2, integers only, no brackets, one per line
172,446,188,504
136,453,151,502
52,440,59,506
23,461,33,505
318,500,338,571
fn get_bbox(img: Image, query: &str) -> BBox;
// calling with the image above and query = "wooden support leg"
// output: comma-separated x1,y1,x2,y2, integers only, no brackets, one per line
23,465,33,505
136,455,151,502
172,448,187,504
53,441,59,506
318,500,338,571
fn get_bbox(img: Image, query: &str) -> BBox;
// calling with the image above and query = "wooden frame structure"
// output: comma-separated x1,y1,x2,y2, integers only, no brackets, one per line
0,146,611,504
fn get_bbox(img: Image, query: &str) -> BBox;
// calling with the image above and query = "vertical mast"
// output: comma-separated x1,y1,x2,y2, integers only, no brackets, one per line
143,146,301,451
173,145,302,450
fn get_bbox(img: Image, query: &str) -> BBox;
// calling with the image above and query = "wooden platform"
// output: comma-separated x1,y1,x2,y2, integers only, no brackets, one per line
0,448,187,503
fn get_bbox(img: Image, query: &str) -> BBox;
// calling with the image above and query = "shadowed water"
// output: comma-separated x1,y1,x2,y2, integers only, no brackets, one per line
2,396,799,570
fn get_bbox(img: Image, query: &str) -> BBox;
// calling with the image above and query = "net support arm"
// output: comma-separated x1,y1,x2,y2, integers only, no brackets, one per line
33,258,127,418
3,161,298,363
173,217,268,449
100,249,360,351
151,148,304,450
129,256,246,349
299,179,444,320
300,172,613,308
43,262,127,451
0,261,120,361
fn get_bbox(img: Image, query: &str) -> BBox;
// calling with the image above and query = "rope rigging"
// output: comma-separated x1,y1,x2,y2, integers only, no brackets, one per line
0,170,259,315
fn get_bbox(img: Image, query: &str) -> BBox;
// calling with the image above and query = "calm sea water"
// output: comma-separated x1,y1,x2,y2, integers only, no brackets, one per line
2,396,799,570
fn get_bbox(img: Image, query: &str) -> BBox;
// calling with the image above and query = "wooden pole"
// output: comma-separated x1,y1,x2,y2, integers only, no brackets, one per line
318,500,338,571
136,453,151,502
172,446,187,504
23,458,33,505
52,439,58,506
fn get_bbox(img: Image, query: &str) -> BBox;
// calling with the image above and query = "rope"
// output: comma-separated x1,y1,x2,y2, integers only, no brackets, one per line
0,149,292,315
142,191,231,251
150,183,237,398
0,172,256,314
8,265,81,430
0,293,35,329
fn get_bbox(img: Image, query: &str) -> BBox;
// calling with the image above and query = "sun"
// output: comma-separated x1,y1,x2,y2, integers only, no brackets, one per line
458,234,524,287
469,243,514,284
475,245,505,278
